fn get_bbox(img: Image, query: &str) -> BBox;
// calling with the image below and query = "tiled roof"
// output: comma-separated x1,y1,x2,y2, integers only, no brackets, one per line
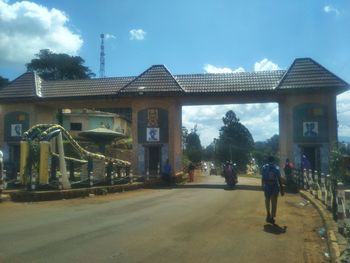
41,77,133,98
175,70,285,93
0,72,38,99
277,58,348,91
119,65,184,95
0,58,348,100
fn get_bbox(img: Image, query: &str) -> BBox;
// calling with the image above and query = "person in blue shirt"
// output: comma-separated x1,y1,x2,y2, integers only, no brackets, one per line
162,159,172,184
261,156,284,224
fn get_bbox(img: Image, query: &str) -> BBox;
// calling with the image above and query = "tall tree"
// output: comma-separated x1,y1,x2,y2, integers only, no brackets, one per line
26,49,95,80
217,110,254,172
0,76,9,88
184,125,202,164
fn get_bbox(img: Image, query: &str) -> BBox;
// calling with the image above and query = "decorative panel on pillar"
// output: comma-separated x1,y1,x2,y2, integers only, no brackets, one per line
293,104,329,143
137,108,168,144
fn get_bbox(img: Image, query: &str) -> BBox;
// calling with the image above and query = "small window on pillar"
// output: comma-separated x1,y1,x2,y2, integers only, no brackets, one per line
70,122,82,131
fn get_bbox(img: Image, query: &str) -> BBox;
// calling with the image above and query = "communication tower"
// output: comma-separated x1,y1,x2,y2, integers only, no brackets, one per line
99,33,105,78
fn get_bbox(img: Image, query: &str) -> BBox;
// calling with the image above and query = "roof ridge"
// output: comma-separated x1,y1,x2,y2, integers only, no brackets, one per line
175,69,286,77
276,57,349,91
119,64,185,93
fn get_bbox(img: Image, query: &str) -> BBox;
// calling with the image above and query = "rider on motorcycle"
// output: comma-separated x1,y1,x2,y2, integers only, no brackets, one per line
224,161,238,187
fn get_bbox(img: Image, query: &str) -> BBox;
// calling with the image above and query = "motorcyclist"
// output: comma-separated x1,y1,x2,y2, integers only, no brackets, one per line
224,161,237,187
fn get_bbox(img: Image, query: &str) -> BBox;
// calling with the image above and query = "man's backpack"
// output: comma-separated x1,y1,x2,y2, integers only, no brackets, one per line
263,164,278,185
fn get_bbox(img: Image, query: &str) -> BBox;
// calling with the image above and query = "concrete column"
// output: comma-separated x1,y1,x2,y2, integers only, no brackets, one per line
131,103,139,175
168,101,182,174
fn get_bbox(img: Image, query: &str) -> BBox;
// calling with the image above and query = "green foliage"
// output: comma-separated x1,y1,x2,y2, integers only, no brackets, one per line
183,125,202,164
216,110,254,172
0,75,9,88
252,134,279,167
25,139,40,181
26,49,95,80
182,154,191,171
329,145,343,182
113,137,133,149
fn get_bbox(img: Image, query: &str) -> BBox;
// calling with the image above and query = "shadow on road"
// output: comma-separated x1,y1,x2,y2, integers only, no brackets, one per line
234,184,262,192
263,224,288,235
146,183,263,192
175,184,227,190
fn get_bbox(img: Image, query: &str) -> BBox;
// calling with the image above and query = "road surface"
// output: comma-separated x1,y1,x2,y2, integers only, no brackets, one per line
0,176,329,262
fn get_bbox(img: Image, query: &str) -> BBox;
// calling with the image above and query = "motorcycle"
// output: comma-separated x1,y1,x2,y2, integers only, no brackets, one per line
223,162,238,188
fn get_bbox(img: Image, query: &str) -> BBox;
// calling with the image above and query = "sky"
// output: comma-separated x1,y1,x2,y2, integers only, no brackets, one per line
0,0,350,146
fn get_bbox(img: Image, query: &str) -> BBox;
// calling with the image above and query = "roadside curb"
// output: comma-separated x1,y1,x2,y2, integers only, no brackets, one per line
5,182,145,202
300,190,344,263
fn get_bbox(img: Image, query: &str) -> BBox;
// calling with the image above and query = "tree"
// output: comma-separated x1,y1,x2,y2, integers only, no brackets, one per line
26,49,95,80
252,134,279,168
216,110,254,172
184,125,202,164
0,76,9,88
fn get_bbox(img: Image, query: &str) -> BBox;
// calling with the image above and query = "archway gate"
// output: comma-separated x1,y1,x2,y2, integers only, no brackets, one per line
0,58,348,176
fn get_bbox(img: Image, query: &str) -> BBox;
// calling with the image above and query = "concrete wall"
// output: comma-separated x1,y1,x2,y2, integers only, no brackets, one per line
279,91,337,173
0,89,339,177
131,97,182,175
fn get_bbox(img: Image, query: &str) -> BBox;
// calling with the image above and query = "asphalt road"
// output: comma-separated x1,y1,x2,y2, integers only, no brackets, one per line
0,176,329,263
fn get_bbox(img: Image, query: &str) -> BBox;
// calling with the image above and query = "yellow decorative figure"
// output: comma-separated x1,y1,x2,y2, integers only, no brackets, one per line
20,141,29,185
39,141,50,185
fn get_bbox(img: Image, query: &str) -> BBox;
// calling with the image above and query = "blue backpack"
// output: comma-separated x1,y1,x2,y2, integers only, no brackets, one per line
263,164,278,185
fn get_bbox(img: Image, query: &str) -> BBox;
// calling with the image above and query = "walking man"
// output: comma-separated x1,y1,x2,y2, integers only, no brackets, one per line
261,156,284,224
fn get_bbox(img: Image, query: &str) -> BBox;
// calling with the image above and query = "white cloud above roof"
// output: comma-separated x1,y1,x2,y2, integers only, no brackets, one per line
203,64,245,73
254,58,280,71
129,29,147,40
0,0,83,67
204,58,280,74
324,5,340,15
182,103,279,146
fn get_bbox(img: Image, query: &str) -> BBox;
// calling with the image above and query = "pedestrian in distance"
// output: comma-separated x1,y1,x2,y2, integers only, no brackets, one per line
301,154,311,172
162,159,172,184
284,158,296,192
188,163,195,182
261,156,284,224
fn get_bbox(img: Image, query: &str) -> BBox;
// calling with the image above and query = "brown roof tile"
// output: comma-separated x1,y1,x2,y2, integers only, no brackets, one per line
41,77,133,98
119,65,184,95
175,70,285,93
277,58,348,92
0,72,38,99
0,58,348,101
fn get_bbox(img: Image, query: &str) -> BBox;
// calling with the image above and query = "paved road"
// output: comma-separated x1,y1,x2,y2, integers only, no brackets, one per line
0,176,329,263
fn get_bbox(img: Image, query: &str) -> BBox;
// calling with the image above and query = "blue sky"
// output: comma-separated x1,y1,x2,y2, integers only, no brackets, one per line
1,0,350,146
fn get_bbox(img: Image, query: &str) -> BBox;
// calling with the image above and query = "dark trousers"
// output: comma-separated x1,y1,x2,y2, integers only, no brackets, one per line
265,194,278,218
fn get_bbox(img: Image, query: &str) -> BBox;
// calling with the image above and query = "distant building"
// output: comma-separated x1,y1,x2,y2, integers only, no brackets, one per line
62,108,131,138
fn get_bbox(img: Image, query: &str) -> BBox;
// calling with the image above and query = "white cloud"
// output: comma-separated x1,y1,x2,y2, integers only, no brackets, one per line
203,64,245,74
129,29,146,40
182,103,279,146
204,58,280,74
254,58,280,71
105,33,116,40
0,0,83,67
183,91,350,147
324,5,340,15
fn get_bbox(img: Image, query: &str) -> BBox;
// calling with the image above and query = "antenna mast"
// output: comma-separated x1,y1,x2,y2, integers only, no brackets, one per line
99,33,105,78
